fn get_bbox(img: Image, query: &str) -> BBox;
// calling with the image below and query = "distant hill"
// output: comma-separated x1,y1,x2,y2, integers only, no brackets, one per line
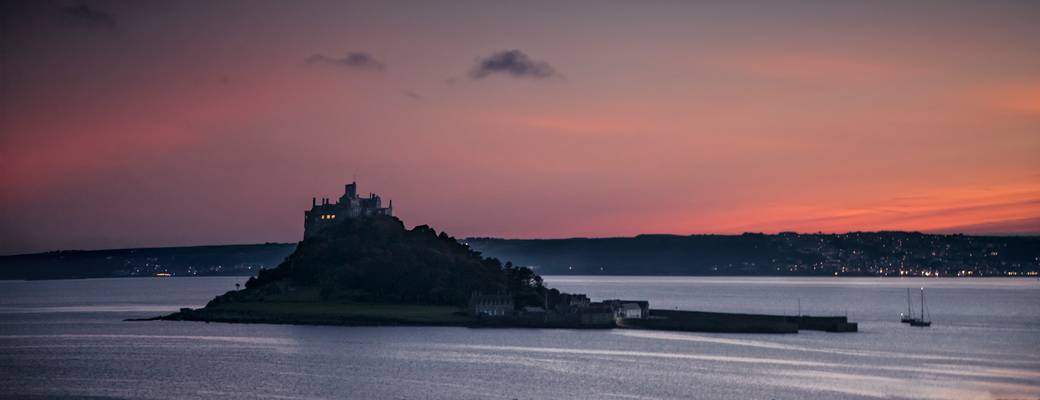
465,232,1040,277
0,243,296,280
4,231,1038,280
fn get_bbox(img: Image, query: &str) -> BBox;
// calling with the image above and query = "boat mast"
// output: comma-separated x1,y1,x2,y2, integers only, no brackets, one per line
923,286,931,320
906,288,912,317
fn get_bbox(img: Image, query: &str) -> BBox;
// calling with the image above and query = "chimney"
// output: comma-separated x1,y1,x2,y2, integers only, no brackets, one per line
312,197,316,207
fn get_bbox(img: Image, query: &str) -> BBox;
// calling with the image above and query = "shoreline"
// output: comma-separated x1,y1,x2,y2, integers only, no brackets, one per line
139,304,857,334
8,274,1039,282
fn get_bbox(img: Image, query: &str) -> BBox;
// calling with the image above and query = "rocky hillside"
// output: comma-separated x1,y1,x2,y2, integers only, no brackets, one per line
207,216,551,309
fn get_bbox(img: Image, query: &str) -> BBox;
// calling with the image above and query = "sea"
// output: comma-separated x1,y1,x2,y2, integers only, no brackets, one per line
1,276,1038,400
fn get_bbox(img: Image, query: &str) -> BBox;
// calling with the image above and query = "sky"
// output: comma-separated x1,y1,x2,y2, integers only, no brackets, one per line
1,0,1038,254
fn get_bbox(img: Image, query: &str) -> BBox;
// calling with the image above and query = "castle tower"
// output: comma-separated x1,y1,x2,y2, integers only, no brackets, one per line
304,181,393,239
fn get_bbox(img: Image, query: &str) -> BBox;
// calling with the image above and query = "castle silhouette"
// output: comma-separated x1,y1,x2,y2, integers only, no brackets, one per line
304,182,392,238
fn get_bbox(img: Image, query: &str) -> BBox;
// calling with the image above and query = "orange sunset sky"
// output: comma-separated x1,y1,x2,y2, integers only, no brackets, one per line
1,1,1038,254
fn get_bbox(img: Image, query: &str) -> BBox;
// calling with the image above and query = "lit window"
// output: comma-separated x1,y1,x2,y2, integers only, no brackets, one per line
331,214,336,219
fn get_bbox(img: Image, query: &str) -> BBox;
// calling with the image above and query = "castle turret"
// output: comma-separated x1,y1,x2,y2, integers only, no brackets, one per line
304,181,394,239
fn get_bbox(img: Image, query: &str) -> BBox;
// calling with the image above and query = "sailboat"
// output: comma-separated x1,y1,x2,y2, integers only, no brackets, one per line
900,288,914,324
908,287,932,327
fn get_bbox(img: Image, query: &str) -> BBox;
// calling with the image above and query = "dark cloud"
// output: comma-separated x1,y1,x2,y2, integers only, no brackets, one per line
306,52,386,71
470,50,555,80
402,90,423,100
61,3,116,30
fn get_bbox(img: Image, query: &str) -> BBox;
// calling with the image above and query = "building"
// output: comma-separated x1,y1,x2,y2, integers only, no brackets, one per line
617,303,644,319
602,299,649,319
304,182,393,238
579,303,616,326
469,292,514,317
554,293,591,313
519,306,547,323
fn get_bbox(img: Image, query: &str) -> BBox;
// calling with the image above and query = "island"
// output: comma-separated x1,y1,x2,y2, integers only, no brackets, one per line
150,183,856,333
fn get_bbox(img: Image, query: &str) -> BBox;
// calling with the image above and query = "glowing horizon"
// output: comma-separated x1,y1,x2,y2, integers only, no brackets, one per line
1,1,1038,254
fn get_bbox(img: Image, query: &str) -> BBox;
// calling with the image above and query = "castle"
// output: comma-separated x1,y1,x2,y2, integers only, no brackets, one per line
304,182,392,238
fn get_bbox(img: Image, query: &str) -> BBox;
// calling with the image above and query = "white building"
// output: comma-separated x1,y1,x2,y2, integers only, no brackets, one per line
617,303,645,319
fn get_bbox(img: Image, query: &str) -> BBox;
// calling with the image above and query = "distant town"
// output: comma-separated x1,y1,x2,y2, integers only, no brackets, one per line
465,231,1040,278
2,231,1037,280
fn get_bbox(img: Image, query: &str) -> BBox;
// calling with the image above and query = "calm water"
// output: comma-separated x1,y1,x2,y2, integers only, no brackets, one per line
1,276,1038,399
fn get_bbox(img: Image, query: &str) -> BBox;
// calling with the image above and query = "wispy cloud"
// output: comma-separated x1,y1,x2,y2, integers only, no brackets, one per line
402,90,423,101
977,82,1040,115
61,3,116,31
727,182,1040,234
470,50,556,80
929,216,1040,235
707,49,919,86
306,52,386,71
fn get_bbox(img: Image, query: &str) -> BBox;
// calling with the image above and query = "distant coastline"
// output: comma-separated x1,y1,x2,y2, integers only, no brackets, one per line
4,231,1037,280
466,232,1039,278
0,243,296,280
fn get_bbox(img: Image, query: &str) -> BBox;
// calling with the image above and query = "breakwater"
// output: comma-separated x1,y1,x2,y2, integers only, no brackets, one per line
617,309,857,333
149,304,857,333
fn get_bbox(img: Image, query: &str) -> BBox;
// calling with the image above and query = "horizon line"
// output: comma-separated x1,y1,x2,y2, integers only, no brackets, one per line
4,228,1038,257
